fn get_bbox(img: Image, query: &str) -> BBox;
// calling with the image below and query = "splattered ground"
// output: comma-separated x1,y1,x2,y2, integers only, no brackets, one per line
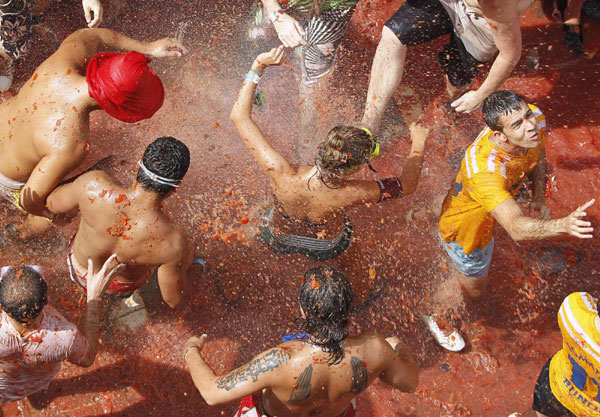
0,0,599,415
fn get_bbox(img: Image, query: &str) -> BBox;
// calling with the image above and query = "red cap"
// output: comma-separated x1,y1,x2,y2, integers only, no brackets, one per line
86,51,165,123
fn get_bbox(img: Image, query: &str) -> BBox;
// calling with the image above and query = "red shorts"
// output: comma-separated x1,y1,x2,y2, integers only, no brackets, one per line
235,395,356,417
67,249,150,295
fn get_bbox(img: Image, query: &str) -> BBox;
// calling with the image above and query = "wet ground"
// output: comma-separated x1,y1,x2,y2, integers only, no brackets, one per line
0,0,599,415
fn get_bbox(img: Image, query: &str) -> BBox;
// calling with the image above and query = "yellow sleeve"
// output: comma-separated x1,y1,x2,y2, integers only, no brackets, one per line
466,172,511,212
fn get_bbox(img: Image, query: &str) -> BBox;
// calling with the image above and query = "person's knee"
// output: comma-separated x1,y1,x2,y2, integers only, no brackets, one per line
379,26,406,56
456,272,487,298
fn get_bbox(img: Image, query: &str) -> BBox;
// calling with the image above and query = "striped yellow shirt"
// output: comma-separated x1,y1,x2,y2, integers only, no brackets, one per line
550,292,600,417
438,104,547,253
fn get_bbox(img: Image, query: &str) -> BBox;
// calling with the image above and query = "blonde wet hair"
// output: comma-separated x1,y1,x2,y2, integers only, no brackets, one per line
313,125,374,188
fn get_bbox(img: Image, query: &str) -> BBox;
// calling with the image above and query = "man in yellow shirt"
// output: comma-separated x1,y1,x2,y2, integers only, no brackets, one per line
427,90,595,351
509,292,600,417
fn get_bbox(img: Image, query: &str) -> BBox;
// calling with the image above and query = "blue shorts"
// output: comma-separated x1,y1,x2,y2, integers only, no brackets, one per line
439,234,494,278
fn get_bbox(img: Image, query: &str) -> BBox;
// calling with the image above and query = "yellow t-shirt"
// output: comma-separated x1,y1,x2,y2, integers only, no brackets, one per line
438,104,547,254
549,292,600,417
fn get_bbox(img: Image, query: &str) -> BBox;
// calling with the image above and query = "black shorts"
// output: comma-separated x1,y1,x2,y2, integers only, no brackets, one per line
532,357,577,417
384,0,482,87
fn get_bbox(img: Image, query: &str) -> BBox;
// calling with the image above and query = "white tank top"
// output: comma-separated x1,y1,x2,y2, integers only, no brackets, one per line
438,0,497,62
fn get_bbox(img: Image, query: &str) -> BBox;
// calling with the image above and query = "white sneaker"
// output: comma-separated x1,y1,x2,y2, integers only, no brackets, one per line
508,413,522,417
421,314,466,352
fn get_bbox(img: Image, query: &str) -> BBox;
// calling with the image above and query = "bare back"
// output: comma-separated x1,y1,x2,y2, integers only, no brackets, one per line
270,165,380,225
201,332,417,417
0,30,96,184
260,333,392,417
70,172,185,276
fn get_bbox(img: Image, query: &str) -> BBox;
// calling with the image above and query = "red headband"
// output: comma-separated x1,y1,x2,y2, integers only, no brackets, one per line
86,51,165,123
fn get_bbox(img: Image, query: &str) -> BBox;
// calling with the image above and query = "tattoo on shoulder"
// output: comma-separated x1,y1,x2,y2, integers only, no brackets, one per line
288,364,313,403
350,356,368,394
216,349,290,391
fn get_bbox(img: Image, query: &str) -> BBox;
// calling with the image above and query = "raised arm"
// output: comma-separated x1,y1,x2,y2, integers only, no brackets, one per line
399,123,429,196
81,0,103,28
451,0,523,113
491,197,595,241
20,148,86,217
261,0,307,47
156,233,193,308
379,336,419,392
70,255,124,367
184,335,289,406
230,46,292,179
61,28,187,62
528,149,550,218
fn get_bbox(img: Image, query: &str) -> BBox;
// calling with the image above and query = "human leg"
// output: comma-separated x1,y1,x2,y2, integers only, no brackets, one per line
361,27,407,131
562,0,586,55
361,0,454,130
423,237,494,351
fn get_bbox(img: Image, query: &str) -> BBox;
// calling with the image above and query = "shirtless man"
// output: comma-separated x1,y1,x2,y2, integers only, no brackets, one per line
361,0,533,131
428,90,595,351
232,47,430,262
46,137,193,308
0,255,122,415
184,266,419,417
0,28,186,240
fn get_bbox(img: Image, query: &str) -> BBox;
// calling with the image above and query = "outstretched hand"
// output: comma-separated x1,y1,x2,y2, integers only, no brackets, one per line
451,90,484,113
273,14,307,48
86,254,125,301
564,199,595,238
149,38,188,58
82,0,103,28
255,45,285,69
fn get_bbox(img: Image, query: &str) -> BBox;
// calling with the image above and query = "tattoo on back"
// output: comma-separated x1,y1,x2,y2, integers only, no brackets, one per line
216,349,290,391
288,364,313,403
350,356,368,394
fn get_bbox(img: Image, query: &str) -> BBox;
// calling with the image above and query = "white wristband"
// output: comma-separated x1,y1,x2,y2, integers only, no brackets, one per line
269,7,285,23
245,73,261,84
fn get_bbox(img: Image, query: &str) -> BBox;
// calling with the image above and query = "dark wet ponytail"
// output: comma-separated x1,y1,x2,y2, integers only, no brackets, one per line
296,266,353,365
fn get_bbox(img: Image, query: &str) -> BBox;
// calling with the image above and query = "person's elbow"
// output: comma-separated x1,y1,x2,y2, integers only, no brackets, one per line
162,283,186,308
196,385,226,406
163,292,183,308
72,352,96,368
506,223,527,242
401,181,418,197
229,108,248,125
404,368,419,393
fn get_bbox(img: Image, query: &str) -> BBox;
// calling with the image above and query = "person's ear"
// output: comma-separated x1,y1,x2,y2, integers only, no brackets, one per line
492,130,507,143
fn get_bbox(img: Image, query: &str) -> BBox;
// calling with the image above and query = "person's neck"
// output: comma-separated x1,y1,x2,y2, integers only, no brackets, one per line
76,77,102,113
129,184,166,209
7,314,43,336
489,135,527,156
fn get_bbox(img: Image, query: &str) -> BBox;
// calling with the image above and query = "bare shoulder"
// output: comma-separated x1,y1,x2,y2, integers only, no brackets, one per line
480,0,521,22
347,331,387,353
161,227,190,261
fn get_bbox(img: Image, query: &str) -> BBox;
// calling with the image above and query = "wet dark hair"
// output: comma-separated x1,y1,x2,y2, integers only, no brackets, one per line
482,90,528,132
136,136,190,195
0,266,47,323
296,266,353,365
314,126,374,188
